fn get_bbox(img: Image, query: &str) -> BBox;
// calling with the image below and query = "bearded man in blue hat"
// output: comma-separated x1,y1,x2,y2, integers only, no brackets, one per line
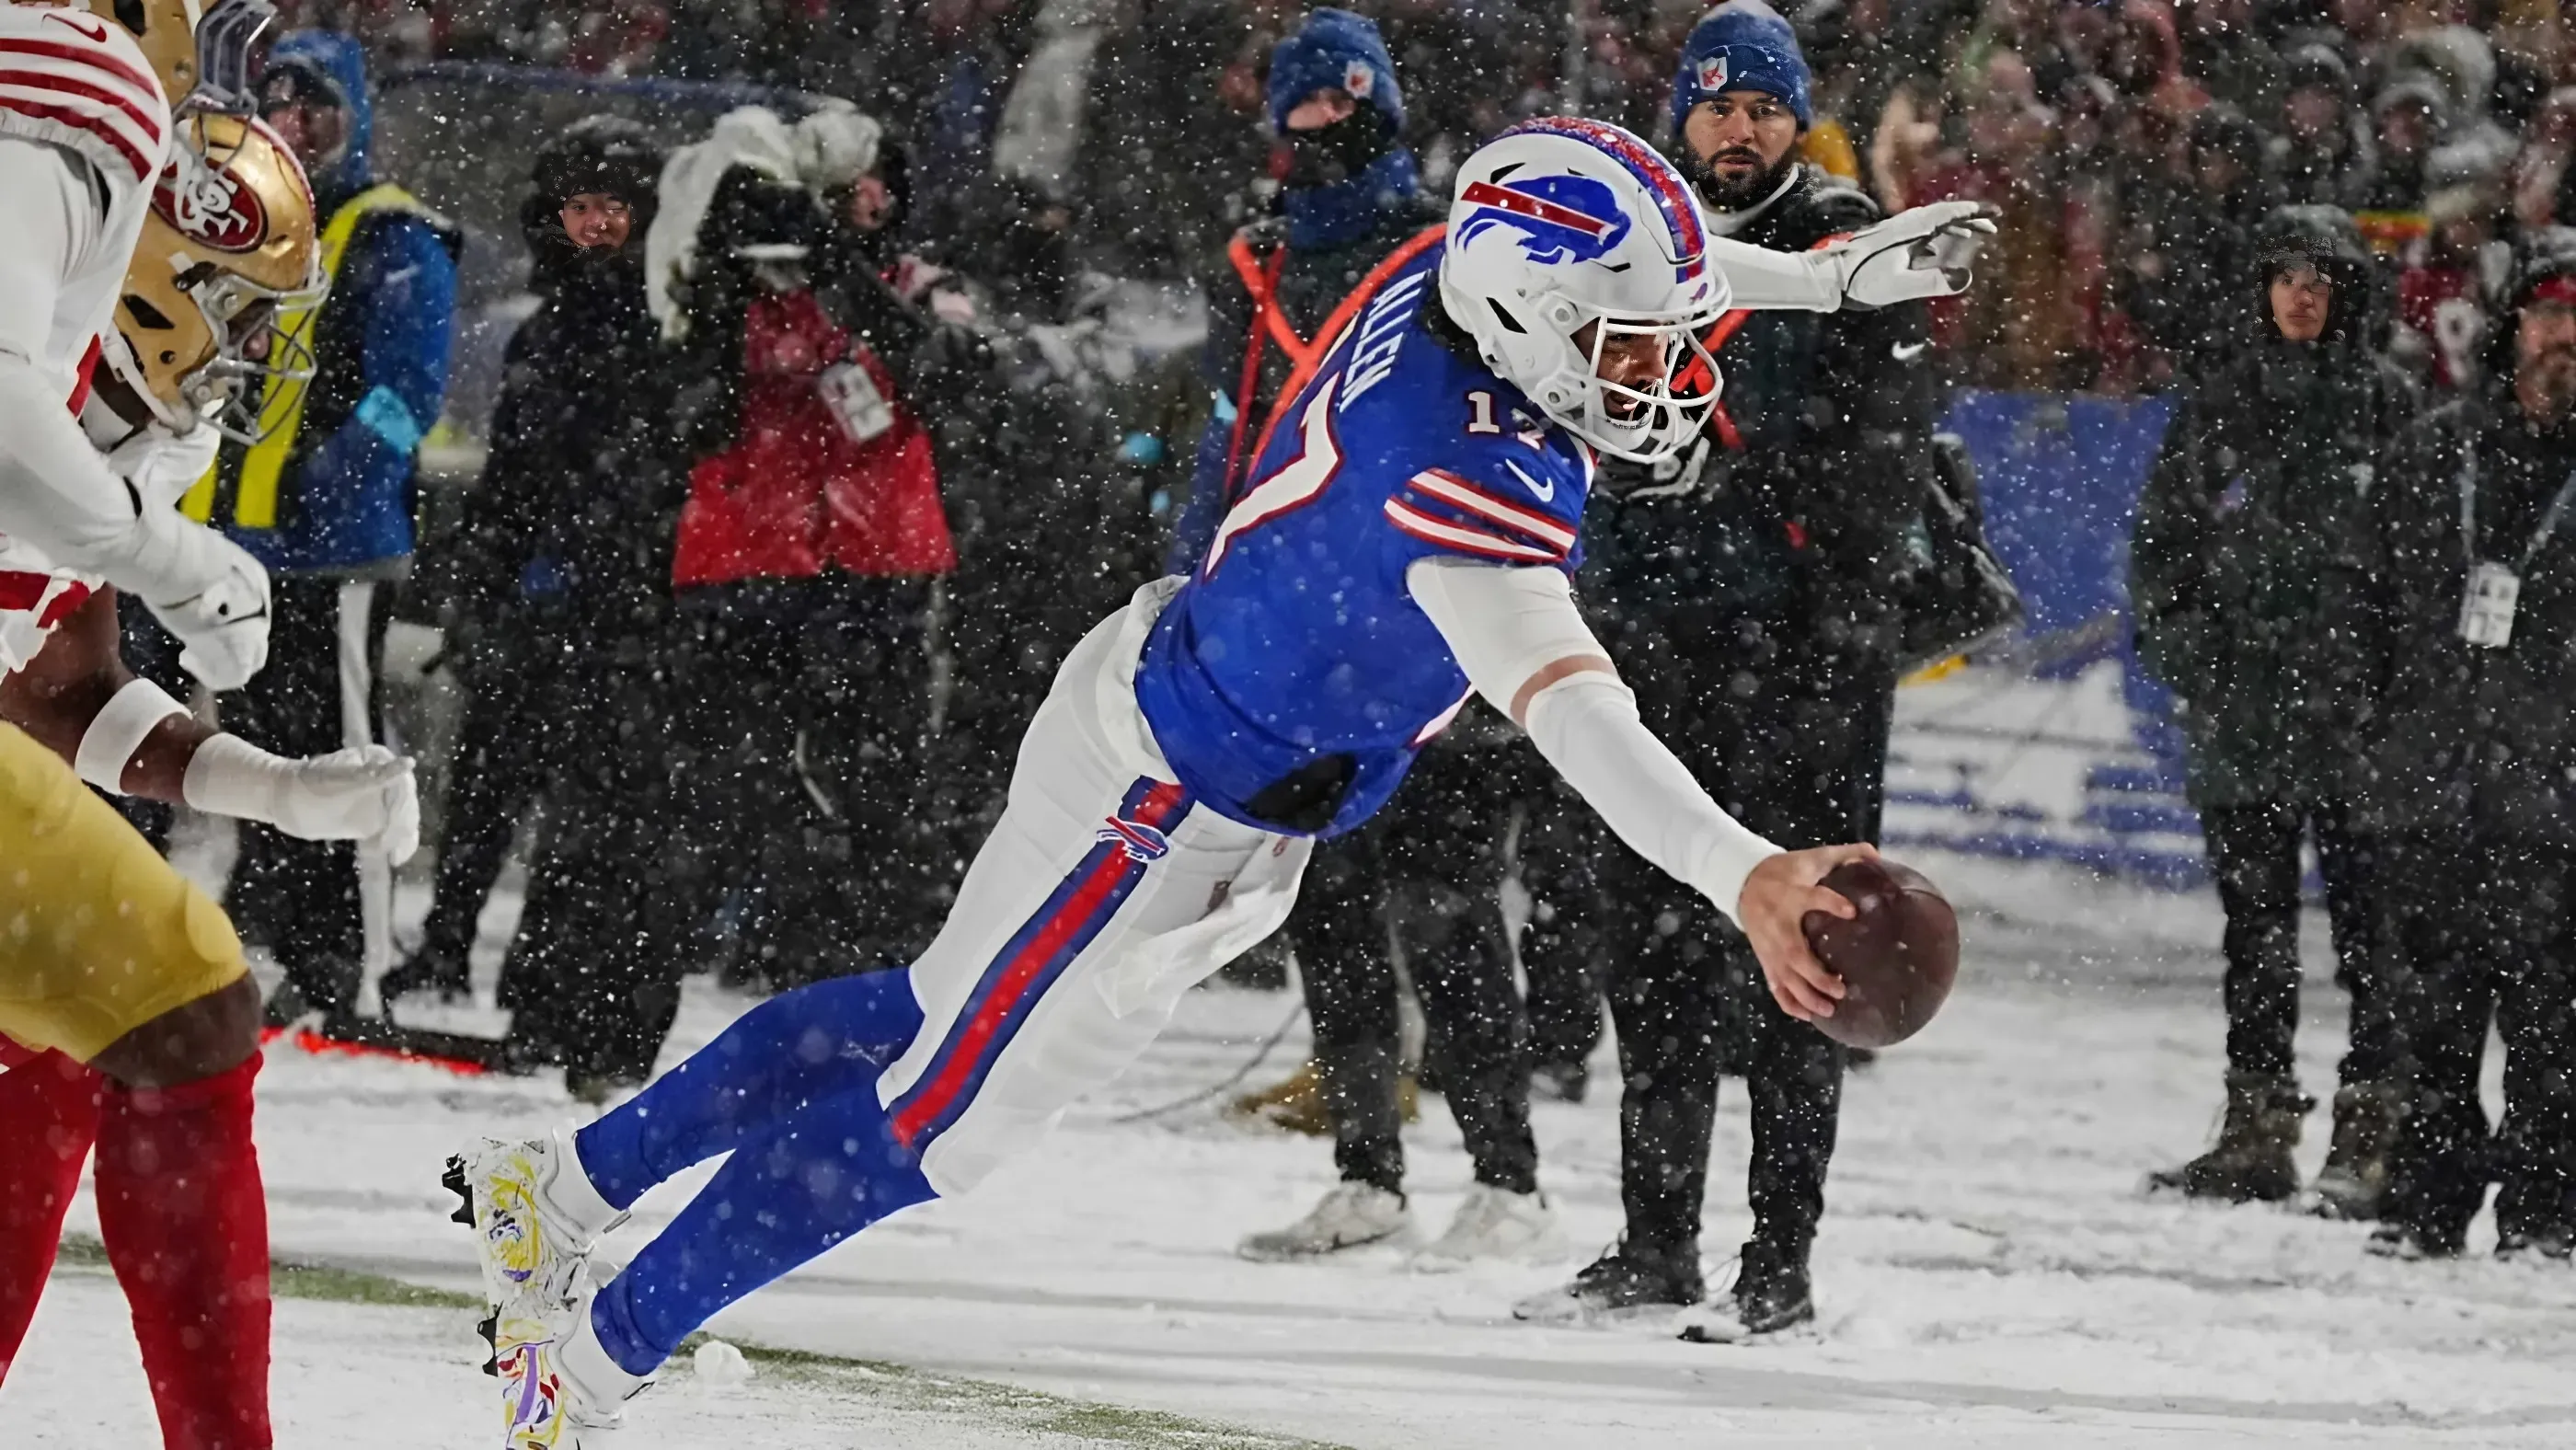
1514,0,1945,1341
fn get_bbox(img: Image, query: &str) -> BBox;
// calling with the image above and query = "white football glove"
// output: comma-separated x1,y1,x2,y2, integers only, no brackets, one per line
183,737,422,863
143,530,272,691
102,425,223,511
1828,201,1998,308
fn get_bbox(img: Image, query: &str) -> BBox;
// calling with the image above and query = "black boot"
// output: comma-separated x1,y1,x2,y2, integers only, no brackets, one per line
1511,1238,1703,1325
262,956,362,1030
2494,1225,2576,1264
378,948,471,1008
1680,1239,1815,1342
2145,1071,2312,1203
2308,1081,2406,1221
2366,1220,2465,1260
1529,1059,1590,1104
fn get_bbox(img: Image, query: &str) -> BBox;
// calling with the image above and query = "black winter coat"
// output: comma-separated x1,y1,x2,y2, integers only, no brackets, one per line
2132,204,2417,809
462,239,674,647
1585,166,1934,697
2365,391,2576,846
1200,201,1443,443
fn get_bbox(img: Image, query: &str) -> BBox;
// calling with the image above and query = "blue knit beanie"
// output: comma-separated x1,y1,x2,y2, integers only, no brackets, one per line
1268,9,1404,133
1671,1,1813,138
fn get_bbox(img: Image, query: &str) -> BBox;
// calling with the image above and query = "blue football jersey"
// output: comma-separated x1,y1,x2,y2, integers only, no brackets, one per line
1134,243,1596,837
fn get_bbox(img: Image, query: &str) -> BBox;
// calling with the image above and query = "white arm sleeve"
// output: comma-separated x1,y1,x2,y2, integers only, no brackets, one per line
1408,558,1784,924
1706,235,1842,312
0,143,235,608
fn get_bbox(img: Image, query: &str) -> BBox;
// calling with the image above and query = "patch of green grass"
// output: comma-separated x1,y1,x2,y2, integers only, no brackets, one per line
54,1236,1347,1449
58,1234,478,1310
683,1335,1348,1447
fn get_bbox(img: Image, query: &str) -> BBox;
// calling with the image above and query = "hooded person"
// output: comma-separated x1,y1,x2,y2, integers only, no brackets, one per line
2355,75,2447,253
380,118,677,1075
189,29,462,1028
2132,204,2418,1217
2126,102,2283,377
1165,7,1432,572
484,117,707,1095
2362,230,2576,1262
1186,8,1581,1277
2270,42,2380,211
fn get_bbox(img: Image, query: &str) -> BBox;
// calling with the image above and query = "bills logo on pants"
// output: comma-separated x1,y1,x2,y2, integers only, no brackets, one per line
874,592,1302,1196
887,779,1191,1151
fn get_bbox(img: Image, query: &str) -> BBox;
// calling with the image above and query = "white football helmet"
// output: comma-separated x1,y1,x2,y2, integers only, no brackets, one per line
1438,116,1727,464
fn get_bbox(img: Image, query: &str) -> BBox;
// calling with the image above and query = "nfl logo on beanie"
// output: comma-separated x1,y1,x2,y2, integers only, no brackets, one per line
1267,8,1405,133
1672,0,1812,139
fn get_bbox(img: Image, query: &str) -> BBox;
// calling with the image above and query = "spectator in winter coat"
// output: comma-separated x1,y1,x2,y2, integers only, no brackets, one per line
651,103,959,988
195,30,460,1027
384,117,668,1011
2390,181,2512,395
2270,42,2380,212
1179,10,1576,1272
1515,0,1935,1341
2180,0,2283,120
1912,49,2096,387
2104,0,2212,123
2356,76,2445,252
2132,205,2418,1218
385,118,693,1098
2362,231,2576,1263
2123,103,2283,379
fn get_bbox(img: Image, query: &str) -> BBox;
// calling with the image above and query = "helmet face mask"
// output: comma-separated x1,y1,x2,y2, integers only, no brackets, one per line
1438,117,1728,465
167,258,325,440
111,110,326,443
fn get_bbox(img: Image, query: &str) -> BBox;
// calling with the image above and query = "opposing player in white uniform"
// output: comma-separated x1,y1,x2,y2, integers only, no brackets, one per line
0,6,420,1444
453,117,1990,1448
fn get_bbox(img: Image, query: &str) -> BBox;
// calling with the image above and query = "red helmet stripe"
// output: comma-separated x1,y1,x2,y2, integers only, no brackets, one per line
1501,116,1707,274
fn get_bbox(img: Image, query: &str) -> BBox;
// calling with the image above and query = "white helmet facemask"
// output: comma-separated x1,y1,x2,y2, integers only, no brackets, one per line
1437,117,1730,465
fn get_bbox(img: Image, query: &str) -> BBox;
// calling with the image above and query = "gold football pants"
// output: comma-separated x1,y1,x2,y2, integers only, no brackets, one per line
0,720,247,1063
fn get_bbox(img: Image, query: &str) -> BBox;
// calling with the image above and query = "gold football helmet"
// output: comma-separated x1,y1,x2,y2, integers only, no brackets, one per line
4,1,275,109
107,109,326,441
107,0,210,103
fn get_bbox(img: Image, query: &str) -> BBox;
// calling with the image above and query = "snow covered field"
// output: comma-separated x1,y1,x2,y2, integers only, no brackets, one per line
9,850,2571,1448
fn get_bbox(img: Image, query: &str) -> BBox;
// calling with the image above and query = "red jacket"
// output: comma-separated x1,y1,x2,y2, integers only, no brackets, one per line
671,287,957,589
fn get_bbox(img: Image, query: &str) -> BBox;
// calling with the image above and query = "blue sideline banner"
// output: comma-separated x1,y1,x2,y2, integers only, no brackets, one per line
1885,390,2211,888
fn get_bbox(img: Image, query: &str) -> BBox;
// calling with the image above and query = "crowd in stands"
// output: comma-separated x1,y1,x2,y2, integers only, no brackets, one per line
255,0,2576,398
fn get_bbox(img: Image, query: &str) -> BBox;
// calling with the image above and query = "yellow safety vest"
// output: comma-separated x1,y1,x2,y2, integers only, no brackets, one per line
183,183,437,528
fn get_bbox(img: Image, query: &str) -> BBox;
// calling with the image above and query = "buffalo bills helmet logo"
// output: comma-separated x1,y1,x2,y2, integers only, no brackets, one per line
1098,815,1172,863
1455,174,1634,267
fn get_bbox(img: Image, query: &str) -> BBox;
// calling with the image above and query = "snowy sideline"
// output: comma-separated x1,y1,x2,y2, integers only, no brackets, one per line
9,849,2570,1448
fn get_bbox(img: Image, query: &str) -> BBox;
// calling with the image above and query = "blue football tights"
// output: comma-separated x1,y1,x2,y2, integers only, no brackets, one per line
571,969,935,1376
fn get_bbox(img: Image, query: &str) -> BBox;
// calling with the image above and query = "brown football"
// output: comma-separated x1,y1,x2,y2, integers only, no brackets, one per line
1800,857,1961,1050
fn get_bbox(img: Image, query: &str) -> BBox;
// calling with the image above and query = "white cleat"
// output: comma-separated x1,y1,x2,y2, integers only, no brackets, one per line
1410,1184,1563,1272
1237,1182,1409,1261
447,1128,629,1315
492,1278,652,1448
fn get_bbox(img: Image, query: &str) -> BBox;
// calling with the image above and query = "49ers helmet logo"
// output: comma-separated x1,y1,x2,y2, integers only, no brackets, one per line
153,153,268,254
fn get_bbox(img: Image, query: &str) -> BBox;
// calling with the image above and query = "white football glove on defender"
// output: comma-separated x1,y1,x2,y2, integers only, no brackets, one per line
183,737,422,863
1828,201,1997,308
98,425,276,691
144,538,273,692
102,424,223,511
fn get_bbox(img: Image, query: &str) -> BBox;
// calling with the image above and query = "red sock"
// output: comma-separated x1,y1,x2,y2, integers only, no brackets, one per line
0,1052,105,1382
94,1053,274,1450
